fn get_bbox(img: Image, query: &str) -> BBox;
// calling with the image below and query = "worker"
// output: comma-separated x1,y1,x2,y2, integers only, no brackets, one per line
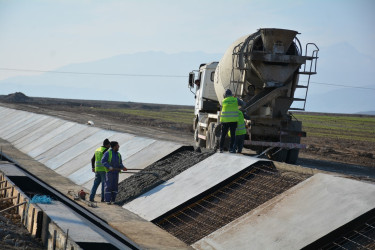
102,141,127,204
219,89,244,153
89,138,110,202
234,110,247,153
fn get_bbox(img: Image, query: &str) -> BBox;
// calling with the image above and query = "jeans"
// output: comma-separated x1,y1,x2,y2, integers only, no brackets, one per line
89,171,106,201
105,171,119,202
235,134,246,153
220,122,237,151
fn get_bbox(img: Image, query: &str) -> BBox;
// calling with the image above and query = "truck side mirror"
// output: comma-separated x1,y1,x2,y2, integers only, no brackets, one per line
188,72,195,88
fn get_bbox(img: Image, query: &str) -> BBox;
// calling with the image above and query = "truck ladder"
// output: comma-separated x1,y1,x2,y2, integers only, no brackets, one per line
289,43,319,111
229,42,247,96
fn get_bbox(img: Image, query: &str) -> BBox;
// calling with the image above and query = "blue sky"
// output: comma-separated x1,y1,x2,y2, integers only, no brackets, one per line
0,0,374,111
1,0,373,74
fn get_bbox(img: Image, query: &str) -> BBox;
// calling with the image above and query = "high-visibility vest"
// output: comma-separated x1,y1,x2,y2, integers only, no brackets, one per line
220,96,239,123
108,150,122,165
94,146,108,172
236,111,247,135
228,111,247,137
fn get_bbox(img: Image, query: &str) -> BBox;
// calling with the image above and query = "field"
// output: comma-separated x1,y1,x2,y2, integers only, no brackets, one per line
295,113,375,143
94,107,194,125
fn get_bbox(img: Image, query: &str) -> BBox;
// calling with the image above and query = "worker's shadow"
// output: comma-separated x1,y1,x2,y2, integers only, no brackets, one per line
143,182,174,197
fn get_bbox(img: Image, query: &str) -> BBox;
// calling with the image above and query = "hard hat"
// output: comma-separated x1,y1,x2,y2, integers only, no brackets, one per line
224,89,233,97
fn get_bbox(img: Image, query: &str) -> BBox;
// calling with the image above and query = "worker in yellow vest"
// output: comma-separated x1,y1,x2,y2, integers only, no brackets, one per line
219,89,244,153
89,138,110,202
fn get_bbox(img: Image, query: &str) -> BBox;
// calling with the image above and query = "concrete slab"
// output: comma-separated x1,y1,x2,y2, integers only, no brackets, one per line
9,117,56,145
0,112,35,135
43,129,113,170
28,123,88,159
5,116,51,142
0,108,20,124
36,125,99,163
20,122,76,153
37,201,109,243
14,119,65,149
120,136,156,159
192,173,375,250
123,153,266,221
0,107,9,116
0,109,35,131
0,162,27,176
0,112,41,138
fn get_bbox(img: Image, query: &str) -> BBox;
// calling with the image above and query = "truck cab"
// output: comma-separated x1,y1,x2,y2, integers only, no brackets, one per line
191,62,219,116
189,62,221,149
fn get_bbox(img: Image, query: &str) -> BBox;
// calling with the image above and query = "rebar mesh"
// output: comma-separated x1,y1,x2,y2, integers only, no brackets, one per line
321,215,375,250
154,163,310,245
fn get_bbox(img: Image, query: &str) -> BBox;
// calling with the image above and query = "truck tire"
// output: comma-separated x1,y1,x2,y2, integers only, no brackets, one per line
286,148,299,164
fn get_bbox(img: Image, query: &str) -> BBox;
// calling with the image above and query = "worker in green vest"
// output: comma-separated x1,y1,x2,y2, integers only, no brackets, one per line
219,89,244,153
89,138,110,202
228,110,247,153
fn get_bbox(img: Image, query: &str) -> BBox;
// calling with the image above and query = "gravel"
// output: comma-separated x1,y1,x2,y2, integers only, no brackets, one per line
115,147,215,206
0,200,43,250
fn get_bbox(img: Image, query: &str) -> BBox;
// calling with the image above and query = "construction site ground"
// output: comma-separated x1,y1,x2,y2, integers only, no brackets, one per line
0,93,374,248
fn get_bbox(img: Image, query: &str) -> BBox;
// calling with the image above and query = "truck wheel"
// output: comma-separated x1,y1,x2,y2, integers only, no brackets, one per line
286,148,299,164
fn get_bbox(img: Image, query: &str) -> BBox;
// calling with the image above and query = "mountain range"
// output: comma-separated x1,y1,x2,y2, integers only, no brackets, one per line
0,42,374,114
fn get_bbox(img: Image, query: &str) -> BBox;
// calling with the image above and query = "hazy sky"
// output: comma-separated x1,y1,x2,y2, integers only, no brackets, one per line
0,0,374,81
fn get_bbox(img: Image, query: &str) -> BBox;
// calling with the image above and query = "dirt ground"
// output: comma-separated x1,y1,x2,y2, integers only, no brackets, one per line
0,199,43,249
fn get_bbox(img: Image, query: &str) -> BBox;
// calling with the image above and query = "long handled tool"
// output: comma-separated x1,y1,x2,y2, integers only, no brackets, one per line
120,171,160,178
126,168,171,174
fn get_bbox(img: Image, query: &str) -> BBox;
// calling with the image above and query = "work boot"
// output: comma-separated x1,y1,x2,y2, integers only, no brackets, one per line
220,149,223,153
106,202,112,205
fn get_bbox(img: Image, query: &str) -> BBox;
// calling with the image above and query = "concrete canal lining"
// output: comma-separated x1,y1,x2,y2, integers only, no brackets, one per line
192,173,375,250
0,106,183,194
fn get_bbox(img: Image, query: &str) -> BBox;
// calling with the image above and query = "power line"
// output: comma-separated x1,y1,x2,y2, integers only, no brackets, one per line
0,67,187,78
0,67,374,90
301,81,375,90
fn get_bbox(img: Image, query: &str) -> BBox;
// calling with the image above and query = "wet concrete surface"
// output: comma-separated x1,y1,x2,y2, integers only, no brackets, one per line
116,147,215,206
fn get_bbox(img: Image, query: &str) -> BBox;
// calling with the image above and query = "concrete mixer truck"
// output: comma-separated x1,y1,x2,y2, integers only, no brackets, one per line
188,28,318,164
